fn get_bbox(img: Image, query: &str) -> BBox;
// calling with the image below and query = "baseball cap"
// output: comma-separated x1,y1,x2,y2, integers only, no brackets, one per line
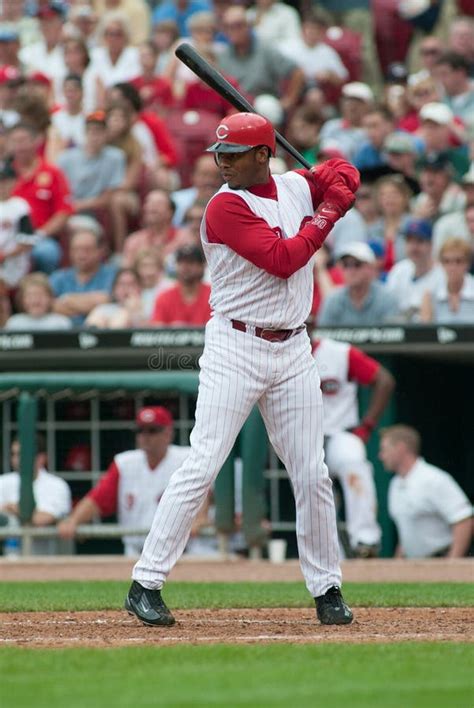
383,132,417,154
175,245,205,263
419,102,453,125
0,65,22,85
337,241,376,264
0,24,19,42
404,218,432,240
135,406,173,429
419,152,451,171
85,110,106,126
36,1,66,19
67,214,104,238
341,82,374,103
27,71,52,87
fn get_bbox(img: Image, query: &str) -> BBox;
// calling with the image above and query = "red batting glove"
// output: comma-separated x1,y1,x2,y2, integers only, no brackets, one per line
310,163,343,202
323,158,361,193
352,417,376,444
323,182,356,216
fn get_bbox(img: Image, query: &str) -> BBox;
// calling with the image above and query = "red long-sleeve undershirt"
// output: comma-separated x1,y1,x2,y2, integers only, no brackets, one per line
205,171,336,280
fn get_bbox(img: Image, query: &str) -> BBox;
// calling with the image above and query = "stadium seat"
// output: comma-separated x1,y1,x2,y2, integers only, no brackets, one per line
164,109,220,187
323,26,363,105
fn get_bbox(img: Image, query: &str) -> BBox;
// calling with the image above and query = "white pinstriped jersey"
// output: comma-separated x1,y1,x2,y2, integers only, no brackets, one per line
312,338,358,435
201,171,315,329
115,447,190,555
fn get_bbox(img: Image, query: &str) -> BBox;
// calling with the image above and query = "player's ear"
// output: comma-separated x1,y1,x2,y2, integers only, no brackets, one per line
255,146,269,165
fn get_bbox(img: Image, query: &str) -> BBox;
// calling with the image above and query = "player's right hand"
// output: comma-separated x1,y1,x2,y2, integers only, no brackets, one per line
323,183,356,215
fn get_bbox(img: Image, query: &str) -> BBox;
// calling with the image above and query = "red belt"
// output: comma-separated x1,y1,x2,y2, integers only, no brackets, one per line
231,319,304,342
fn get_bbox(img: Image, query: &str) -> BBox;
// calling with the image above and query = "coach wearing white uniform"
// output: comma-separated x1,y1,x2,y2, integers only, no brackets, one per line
58,407,190,557
126,113,360,627
379,425,472,558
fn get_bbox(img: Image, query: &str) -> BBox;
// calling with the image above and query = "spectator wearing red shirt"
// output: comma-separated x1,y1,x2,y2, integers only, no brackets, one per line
130,42,175,115
10,122,73,273
150,245,211,326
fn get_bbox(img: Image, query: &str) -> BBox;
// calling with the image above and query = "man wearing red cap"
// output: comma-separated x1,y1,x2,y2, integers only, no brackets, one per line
58,406,190,557
126,112,359,627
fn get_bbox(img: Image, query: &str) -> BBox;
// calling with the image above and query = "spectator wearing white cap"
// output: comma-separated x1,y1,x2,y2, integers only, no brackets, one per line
318,242,398,326
432,167,474,256
279,10,348,93
385,218,444,321
319,82,374,161
417,102,470,180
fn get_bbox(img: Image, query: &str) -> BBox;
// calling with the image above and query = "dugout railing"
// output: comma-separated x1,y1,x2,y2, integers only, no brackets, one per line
1,324,473,558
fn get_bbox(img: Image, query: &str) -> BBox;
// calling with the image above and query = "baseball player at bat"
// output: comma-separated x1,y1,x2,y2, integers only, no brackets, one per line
125,112,359,626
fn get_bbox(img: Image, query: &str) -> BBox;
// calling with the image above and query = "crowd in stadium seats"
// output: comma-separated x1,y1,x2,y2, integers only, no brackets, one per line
0,0,473,330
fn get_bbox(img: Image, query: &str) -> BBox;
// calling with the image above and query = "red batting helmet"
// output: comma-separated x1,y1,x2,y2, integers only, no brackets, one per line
206,112,276,156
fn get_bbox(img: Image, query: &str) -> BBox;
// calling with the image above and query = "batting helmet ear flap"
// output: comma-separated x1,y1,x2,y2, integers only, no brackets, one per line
207,113,276,155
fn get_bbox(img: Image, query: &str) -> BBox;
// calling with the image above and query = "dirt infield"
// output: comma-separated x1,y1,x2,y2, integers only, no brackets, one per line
1,556,473,582
1,608,473,647
1,558,472,648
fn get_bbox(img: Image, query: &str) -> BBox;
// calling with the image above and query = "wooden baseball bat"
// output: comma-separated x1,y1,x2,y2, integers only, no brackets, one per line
174,43,312,169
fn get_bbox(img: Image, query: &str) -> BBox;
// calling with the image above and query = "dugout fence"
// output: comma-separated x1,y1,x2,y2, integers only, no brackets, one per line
1,324,473,558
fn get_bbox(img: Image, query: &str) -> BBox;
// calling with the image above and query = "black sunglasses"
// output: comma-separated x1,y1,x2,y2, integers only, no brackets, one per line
136,426,164,435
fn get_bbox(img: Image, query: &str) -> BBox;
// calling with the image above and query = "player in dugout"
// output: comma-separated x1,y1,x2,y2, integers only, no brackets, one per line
58,406,193,557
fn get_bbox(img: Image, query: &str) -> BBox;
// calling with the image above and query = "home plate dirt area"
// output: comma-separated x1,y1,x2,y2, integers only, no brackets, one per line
1,558,473,647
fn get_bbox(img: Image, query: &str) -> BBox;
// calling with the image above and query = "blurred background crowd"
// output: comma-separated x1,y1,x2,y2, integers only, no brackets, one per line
0,0,473,331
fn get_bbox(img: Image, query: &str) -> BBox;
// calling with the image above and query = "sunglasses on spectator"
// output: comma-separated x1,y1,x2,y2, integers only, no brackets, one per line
357,191,372,200
105,29,125,37
420,47,441,55
341,258,364,269
136,426,164,435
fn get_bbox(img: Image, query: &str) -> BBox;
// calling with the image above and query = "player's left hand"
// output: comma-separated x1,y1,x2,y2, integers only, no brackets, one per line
323,158,361,193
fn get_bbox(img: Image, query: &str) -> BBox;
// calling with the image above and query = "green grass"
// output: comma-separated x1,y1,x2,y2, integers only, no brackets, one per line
0,581,472,612
1,643,473,708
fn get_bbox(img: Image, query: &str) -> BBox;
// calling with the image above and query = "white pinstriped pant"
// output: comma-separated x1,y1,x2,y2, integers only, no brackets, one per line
133,314,342,597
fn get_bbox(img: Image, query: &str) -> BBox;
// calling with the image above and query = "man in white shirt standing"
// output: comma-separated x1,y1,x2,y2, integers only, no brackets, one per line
386,218,444,321
379,425,472,558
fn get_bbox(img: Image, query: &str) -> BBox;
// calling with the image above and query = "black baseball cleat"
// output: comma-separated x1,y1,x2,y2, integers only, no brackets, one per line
125,581,176,626
315,586,353,625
